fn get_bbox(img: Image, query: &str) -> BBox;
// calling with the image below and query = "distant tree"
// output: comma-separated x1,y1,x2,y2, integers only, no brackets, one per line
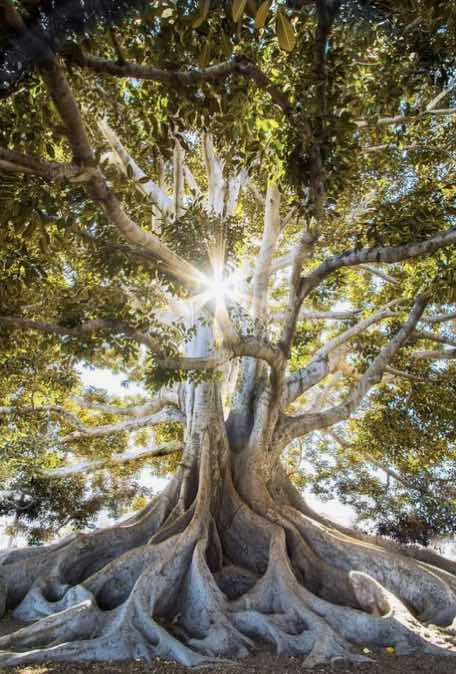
1,0,456,668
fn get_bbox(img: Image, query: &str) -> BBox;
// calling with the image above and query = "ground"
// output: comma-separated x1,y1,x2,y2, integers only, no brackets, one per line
0,611,455,673
0,652,455,674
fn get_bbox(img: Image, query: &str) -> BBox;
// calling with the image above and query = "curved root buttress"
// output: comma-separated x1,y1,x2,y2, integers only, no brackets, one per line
1,382,456,667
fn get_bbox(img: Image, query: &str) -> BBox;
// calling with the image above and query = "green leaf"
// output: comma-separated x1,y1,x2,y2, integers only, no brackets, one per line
192,0,210,28
198,43,210,68
255,0,269,29
127,164,134,179
138,176,150,184
232,0,247,23
276,11,296,52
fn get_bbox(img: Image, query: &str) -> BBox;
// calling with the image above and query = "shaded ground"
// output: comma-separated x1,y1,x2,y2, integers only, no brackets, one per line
0,652,455,674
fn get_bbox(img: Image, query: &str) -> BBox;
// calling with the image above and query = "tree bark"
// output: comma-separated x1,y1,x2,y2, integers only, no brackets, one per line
1,367,456,667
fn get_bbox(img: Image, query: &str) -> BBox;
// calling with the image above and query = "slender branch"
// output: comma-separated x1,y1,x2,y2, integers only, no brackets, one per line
424,310,456,325
97,117,173,214
360,264,400,286
384,366,436,384
312,300,400,362
278,296,428,445
411,348,456,361
284,300,400,406
413,329,456,348
44,441,182,477
61,408,184,443
355,107,456,130
72,391,178,417
0,315,160,350
327,430,410,489
0,405,84,430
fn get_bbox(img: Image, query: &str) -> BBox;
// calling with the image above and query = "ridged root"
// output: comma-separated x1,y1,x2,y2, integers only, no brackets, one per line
1,460,456,668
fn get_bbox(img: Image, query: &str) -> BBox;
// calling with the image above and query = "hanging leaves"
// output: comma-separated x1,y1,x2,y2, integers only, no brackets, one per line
192,0,210,28
255,0,269,29
232,0,247,23
276,11,296,52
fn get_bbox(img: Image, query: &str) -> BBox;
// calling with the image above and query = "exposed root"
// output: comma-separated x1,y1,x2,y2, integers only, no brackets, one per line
1,463,456,668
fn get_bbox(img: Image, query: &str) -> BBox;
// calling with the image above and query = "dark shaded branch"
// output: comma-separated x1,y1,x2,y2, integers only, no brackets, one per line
68,51,293,115
0,147,82,180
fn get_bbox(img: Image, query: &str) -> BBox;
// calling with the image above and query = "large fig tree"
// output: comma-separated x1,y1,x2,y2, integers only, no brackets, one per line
1,0,456,667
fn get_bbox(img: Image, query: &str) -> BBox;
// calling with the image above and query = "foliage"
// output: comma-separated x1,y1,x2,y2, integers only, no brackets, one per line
1,0,456,546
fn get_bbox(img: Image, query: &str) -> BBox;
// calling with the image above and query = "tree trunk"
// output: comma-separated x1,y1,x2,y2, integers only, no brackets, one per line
1,316,456,666
1,391,456,667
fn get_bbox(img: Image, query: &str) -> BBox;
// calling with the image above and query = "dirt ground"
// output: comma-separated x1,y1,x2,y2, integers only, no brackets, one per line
1,613,455,673
0,651,456,673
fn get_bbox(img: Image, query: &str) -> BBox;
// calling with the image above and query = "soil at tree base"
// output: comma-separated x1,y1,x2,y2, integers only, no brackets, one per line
0,652,455,674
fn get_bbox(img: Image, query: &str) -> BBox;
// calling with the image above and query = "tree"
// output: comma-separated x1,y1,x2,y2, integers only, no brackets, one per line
1,0,456,667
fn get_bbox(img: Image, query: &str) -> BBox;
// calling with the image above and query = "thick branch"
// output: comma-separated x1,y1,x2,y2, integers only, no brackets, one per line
284,357,331,407
252,182,281,324
40,58,202,288
299,226,456,305
0,147,82,180
69,52,292,114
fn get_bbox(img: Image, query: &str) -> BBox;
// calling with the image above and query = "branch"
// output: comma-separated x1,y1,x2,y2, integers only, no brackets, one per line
424,310,456,325
411,348,456,361
355,107,456,130
384,366,436,384
284,300,399,406
173,136,185,219
69,52,292,115
360,264,400,286
297,309,361,321
96,117,173,214
284,356,331,407
299,226,456,305
72,390,178,417
312,300,400,362
413,329,456,349
40,57,203,289
278,296,428,444
252,182,282,324
61,407,184,443
0,147,83,181
0,315,160,350
44,441,182,477
0,405,84,430
327,430,409,488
